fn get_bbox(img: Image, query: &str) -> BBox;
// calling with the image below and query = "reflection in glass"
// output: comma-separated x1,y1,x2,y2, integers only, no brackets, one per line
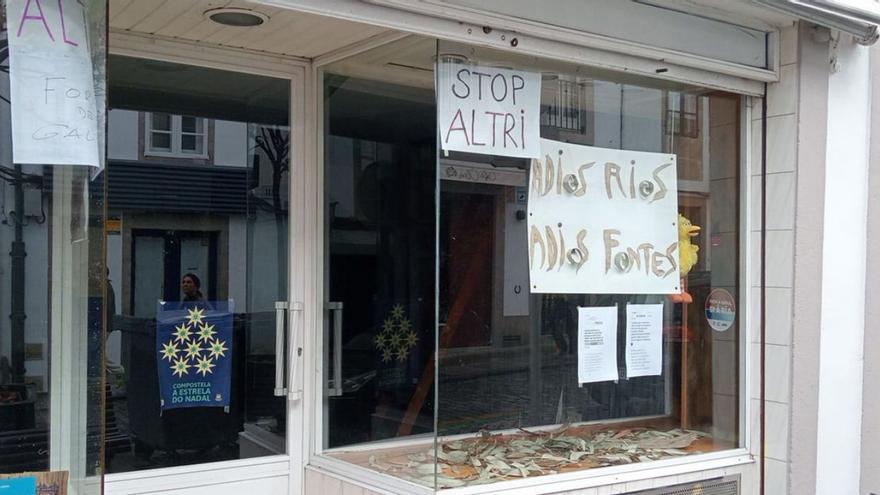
104,56,290,472
152,113,171,131
323,69,437,449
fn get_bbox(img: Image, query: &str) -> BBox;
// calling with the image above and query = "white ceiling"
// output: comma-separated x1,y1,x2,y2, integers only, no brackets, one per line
109,0,395,59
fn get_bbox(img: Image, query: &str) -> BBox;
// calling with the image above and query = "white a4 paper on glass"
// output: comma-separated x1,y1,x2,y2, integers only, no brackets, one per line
437,62,541,159
625,303,663,378
577,306,618,384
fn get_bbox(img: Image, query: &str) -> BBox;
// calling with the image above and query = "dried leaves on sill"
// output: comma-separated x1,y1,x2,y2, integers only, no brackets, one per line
367,427,705,489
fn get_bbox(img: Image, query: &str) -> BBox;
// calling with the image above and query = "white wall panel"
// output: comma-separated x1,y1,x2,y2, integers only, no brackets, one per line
214,120,248,167
816,39,871,495
108,109,140,161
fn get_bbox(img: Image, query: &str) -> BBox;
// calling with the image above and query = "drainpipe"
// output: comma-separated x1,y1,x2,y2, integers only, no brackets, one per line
759,84,768,495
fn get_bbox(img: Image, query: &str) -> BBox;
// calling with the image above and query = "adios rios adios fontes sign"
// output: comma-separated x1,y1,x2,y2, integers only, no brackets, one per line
528,139,680,294
437,62,541,159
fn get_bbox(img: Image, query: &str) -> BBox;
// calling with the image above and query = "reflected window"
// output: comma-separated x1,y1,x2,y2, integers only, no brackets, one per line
145,112,208,158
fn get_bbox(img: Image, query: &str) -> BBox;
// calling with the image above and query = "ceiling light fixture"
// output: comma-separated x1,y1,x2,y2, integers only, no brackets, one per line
205,7,269,27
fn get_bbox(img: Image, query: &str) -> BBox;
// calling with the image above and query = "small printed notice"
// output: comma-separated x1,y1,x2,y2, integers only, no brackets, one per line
528,139,679,294
437,62,541,158
577,306,618,384
625,303,663,378
5,0,100,166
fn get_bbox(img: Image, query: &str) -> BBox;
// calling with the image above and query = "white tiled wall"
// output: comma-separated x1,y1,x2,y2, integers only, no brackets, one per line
745,23,800,495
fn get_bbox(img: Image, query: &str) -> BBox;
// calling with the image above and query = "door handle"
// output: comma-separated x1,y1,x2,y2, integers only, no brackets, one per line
274,301,289,397
327,302,343,397
288,302,304,401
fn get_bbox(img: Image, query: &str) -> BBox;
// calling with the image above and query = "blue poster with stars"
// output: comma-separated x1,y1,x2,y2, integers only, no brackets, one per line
156,301,233,411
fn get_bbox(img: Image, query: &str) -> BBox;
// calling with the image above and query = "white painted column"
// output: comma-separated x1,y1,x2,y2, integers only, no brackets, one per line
815,36,871,495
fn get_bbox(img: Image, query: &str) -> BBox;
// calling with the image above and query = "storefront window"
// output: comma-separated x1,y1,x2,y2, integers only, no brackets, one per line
429,40,741,489
0,0,106,491
322,36,743,491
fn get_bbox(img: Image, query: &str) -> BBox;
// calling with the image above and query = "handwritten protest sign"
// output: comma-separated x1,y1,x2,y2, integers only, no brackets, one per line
5,0,100,167
528,139,679,294
437,62,540,158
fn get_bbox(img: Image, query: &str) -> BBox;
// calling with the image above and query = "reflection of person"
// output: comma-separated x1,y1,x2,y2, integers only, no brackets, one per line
106,268,117,331
181,273,204,302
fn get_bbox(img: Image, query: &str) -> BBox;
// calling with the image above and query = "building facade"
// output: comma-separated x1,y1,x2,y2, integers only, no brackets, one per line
0,1,878,494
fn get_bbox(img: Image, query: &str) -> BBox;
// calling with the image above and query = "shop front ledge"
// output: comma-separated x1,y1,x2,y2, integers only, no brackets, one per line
310,448,753,495
104,454,291,494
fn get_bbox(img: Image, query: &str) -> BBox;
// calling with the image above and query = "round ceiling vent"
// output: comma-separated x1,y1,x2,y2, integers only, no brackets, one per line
204,7,269,27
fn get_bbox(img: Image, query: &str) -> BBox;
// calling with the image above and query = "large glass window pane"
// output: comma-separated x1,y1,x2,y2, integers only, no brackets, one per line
430,41,742,489
321,37,437,457
105,56,290,473
320,37,744,492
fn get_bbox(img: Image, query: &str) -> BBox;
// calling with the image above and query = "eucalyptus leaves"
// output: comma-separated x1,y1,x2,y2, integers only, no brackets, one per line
366,426,704,488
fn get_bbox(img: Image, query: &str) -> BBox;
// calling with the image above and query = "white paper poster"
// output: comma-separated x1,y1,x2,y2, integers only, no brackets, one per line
528,139,679,294
577,306,618,384
6,0,100,167
437,62,541,158
625,303,663,378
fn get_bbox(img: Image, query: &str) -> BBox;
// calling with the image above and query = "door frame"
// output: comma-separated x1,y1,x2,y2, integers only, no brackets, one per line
104,30,312,495
129,228,222,307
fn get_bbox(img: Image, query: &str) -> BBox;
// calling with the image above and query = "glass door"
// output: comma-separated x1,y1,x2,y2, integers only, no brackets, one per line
103,56,296,479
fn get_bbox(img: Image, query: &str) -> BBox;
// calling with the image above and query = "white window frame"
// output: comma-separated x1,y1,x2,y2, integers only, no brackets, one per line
144,112,210,159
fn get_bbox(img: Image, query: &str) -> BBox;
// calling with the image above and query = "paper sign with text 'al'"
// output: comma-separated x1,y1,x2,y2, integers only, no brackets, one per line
528,139,679,294
5,0,101,167
437,62,541,159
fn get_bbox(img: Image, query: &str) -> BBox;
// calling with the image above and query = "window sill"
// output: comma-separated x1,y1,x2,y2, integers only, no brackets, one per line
310,448,753,495
144,150,210,160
